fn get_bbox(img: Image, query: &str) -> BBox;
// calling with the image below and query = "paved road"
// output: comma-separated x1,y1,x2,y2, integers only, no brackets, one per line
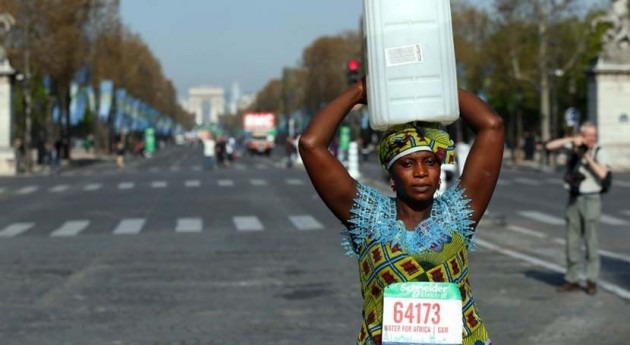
0,145,628,344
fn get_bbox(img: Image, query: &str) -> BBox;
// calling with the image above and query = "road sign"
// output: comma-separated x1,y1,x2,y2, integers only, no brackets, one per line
565,107,579,127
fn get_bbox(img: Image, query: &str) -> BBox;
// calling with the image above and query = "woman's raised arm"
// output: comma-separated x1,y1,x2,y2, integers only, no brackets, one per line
457,89,505,226
298,81,366,224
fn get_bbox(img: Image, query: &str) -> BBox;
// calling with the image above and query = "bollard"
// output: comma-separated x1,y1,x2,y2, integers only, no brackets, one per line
348,141,361,179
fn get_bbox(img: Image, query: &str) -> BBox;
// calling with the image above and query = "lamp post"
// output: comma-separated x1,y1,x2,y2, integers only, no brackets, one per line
0,13,17,176
15,69,32,173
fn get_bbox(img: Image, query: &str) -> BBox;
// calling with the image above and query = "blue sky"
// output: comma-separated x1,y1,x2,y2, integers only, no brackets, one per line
120,0,599,99
120,0,368,98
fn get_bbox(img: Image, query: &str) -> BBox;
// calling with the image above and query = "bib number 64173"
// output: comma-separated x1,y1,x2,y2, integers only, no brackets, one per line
382,282,463,345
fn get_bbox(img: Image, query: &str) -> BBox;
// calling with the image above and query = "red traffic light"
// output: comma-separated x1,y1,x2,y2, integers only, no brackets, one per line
347,59,360,71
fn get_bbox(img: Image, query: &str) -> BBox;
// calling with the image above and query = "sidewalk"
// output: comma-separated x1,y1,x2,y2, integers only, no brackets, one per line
15,148,118,177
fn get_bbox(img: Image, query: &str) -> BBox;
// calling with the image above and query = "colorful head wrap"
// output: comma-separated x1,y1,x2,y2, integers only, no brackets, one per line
378,122,455,171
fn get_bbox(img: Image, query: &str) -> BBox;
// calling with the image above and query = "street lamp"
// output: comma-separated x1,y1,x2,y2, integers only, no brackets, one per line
14,70,32,172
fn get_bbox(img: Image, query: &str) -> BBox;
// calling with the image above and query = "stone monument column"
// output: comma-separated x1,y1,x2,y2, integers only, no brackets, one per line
588,0,630,171
0,14,16,176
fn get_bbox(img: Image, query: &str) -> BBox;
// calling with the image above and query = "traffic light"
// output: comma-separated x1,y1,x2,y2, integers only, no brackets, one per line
347,59,360,86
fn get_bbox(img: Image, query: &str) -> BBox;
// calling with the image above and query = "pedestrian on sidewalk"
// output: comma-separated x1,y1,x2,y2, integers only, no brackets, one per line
115,140,126,170
298,78,504,345
546,122,610,295
43,141,60,176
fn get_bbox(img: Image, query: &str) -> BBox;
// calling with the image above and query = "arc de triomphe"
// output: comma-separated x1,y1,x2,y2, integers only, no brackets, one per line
187,86,225,125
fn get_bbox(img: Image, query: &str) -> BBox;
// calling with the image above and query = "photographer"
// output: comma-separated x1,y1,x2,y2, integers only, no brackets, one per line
545,122,610,295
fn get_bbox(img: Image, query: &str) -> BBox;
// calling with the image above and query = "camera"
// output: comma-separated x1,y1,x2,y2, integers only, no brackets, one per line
577,144,588,155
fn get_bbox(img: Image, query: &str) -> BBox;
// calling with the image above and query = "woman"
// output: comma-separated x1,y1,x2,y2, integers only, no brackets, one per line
298,79,503,345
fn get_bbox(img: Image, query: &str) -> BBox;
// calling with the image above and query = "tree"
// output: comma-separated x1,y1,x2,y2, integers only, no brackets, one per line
301,32,362,113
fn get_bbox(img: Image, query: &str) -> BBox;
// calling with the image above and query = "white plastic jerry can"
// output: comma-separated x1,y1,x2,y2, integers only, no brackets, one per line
363,0,459,130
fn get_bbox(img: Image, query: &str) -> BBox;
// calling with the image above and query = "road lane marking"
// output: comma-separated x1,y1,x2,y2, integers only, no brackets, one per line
0,187,5,194
286,179,304,186
507,225,548,239
519,210,565,225
289,215,323,231
250,179,268,186
615,180,630,188
118,182,135,190
476,238,630,301
170,166,181,172
496,179,513,186
506,225,630,264
599,249,630,264
255,164,268,169
601,214,629,226
191,165,202,171
513,177,542,186
0,223,35,238
175,218,202,233
233,216,263,232
149,167,160,173
545,178,563,184
16,186,39,195
151,181,167,188
50,220,90,237
113,218,145,235
49,185,70,193
218,179,234,187
185,180,201,187
84,183,102,191
622,210,630,216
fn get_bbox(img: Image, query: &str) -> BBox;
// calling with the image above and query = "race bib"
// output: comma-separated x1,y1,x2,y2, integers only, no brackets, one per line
382,282,463,345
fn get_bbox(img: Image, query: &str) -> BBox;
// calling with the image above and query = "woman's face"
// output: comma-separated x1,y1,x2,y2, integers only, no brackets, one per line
389,150,441,202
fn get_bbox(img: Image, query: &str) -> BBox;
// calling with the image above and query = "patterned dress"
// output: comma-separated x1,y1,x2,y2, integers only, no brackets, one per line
343,182,491,345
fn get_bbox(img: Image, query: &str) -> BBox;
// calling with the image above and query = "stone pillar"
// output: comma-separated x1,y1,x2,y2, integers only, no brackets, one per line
0,59,15,176
588,61,630,171
587,0,630,171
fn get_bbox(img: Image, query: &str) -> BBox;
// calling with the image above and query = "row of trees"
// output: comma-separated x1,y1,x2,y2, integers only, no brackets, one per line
248,0,617,159
1,0,193,163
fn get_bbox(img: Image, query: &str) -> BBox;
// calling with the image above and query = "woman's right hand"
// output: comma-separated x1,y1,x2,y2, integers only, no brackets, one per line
357,77,368,105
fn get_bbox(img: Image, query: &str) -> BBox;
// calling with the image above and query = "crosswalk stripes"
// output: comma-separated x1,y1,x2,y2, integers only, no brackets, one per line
151,181,167,188
16,186,38,195
113,218,145,235
84,183,103,191
175,217,202,233
250,179,268,186
118,182,135,190
185,180,201,187
0,223,35,238
289,215,324,231
49,185,70,193
286,178,304,186
233,216,263,232
218,179,234,187
1,177,312,196
50,220,90,237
